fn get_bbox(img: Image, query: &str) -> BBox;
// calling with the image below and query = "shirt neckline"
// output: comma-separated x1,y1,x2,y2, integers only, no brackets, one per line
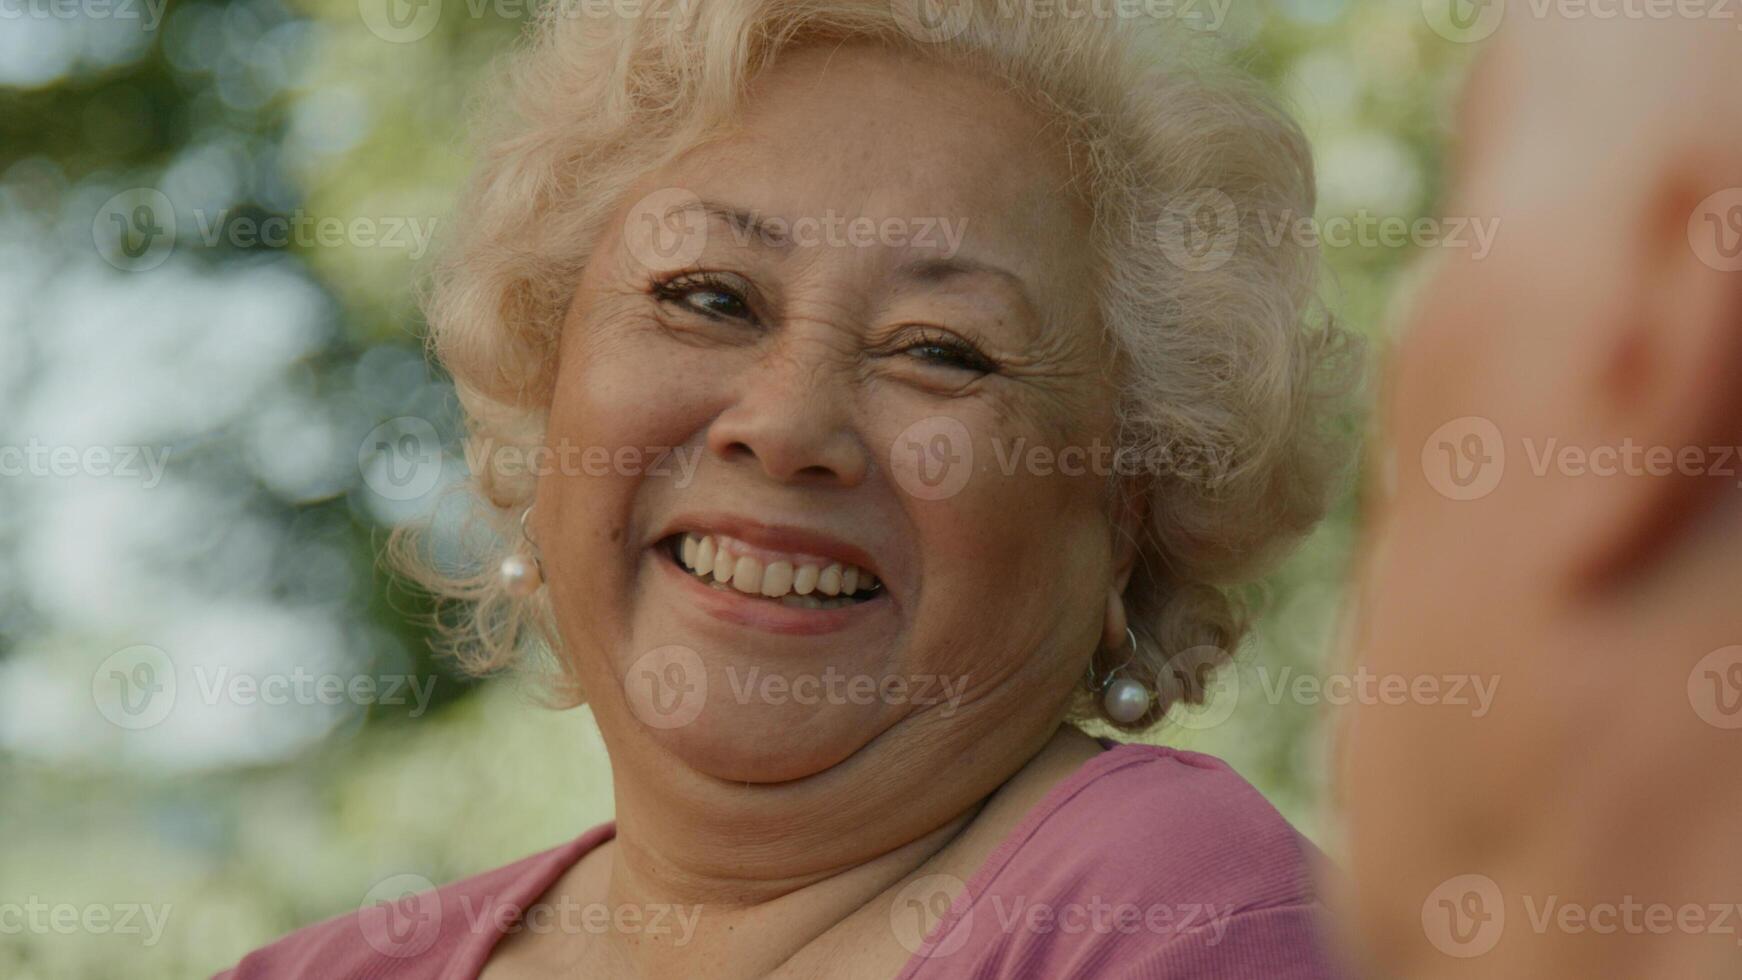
461,739,1164,978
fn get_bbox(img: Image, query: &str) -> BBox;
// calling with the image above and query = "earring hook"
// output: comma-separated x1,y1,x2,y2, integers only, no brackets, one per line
1086,627,1140,692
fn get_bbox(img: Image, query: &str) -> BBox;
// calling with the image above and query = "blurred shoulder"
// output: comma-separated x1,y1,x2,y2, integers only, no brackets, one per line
212,826,611,979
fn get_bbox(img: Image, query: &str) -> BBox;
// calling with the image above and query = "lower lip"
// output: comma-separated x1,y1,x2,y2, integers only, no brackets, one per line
653,547,887,636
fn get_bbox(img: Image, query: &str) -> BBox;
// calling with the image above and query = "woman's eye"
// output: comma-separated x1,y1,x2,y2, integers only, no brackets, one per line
652,276,752,321
903,334,995,374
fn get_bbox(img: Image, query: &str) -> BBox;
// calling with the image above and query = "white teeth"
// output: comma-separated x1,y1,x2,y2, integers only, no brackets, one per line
673,533,879,605
731,555,761,594
817,564,842,597
761,561,794,597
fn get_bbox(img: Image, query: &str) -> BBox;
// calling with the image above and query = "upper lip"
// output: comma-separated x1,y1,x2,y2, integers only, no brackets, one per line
652,512,885,581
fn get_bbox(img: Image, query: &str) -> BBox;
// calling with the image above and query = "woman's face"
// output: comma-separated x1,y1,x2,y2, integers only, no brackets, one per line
536,44,1134,784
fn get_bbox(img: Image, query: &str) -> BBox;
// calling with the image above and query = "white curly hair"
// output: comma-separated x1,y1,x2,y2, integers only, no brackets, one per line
391,0,1362,730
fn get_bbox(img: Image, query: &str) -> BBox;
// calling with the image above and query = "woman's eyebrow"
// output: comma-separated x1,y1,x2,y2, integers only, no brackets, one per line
894,255,1040,320
670,198,795,249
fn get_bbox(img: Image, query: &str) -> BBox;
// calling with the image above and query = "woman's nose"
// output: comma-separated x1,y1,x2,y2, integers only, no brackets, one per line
704,344,870,487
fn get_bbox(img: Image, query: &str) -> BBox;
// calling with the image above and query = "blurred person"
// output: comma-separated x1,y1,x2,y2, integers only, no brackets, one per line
1338,8,1742,980
217,1,1360,978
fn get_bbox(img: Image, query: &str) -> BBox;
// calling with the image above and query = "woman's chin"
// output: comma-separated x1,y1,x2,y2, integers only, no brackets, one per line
648,707,885,785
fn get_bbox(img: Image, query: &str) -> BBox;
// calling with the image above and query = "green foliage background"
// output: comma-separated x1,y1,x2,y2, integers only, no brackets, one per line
0,2,1476,976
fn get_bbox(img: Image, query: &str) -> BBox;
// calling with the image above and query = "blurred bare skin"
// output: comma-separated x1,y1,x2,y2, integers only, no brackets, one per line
1339,11,1742,980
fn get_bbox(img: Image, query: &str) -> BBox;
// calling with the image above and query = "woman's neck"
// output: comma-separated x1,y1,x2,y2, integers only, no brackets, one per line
580,723,1105,978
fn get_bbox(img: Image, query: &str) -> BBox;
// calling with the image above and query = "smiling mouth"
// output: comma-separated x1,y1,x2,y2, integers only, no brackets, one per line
659,532,884,610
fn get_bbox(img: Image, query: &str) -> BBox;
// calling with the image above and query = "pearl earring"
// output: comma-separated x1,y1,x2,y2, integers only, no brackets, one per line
498,506,543,596
1088,627,1152,725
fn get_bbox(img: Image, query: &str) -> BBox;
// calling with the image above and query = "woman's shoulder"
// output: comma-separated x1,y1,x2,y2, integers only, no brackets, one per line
1000,741,1326,907
212,824,613,979
899,743,1342,979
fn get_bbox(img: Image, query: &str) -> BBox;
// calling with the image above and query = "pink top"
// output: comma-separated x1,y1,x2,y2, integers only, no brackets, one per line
216,743,1346,978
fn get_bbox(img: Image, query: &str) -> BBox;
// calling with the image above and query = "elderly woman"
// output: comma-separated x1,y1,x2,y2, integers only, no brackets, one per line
221,0,1356,976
